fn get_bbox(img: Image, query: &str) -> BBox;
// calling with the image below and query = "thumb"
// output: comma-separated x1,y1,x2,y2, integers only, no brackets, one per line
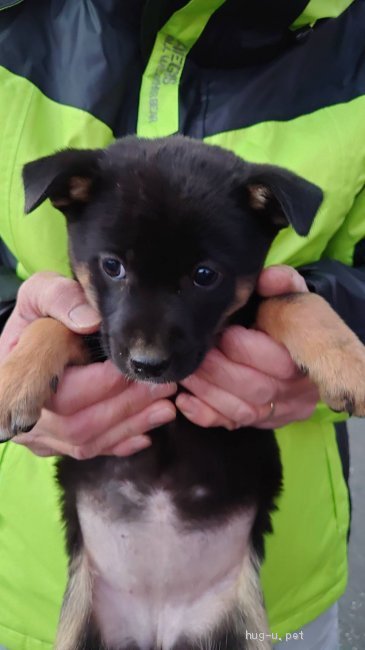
15,272,101,332
257,265,308,297
0,272,101,362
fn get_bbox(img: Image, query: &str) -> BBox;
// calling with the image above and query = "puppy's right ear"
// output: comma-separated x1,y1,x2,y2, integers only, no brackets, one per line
23,148,103,214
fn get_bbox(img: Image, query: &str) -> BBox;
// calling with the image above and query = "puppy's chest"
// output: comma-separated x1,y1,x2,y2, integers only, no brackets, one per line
77,483,255,649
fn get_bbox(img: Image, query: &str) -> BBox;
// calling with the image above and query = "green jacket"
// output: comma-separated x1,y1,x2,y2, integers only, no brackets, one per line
1,0,365,647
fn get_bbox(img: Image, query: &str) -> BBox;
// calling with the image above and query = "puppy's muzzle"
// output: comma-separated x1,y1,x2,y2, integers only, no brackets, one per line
130,352,172,379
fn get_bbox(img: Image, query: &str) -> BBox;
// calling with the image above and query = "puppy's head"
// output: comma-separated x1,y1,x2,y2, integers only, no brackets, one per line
23,136,322,382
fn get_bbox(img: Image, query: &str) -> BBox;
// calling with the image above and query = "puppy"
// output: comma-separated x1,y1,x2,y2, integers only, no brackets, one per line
1,136,365,650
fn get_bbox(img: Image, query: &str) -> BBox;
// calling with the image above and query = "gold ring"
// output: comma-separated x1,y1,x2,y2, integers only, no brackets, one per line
259,401,276,425
268,401,275,418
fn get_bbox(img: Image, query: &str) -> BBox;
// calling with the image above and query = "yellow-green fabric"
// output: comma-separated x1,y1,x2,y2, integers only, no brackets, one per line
0,445,67,650
292,0,354,28
0,68,113,281
137,0,226,138
0,0,364,647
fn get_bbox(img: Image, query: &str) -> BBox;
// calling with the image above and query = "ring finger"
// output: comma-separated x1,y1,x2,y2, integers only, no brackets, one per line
195,348,276,405
177,377,275,427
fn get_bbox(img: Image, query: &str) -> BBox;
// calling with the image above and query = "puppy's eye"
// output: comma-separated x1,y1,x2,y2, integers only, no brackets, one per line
100,256,126,280
193,265,221,288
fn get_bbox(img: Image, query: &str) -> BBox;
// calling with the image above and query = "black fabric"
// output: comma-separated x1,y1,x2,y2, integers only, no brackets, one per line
0,0,24,8
0,267,20,331
0,0,145,137
335,421,352,540
0,298,15,331
300,259,365,344
188,0,310,67
0,239,17,270
353,237,365,268
335,422,350,486
180,0,365,137
0,267,21,302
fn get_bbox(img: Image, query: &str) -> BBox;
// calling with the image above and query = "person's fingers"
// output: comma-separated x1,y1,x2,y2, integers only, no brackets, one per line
16,272,101,330
176,391,274,429
257,265,308,297
177,373,319,430
14,431,153,458
255,394,318,429
14,398,176,459
11,433,59,458
12,432,152,458
218,327,298,380
175,392,236,429
176,388,317,430
254,376,319,429
0,273,101,361
45,381,177,445
47,361,128,415
104,435,152,457
195,348,277,403
177,370,275,426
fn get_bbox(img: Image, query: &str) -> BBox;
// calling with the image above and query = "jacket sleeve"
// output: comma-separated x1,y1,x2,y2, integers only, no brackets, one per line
299,260,365,343
299,187,365,344
0,238,22,331
0,267,21,332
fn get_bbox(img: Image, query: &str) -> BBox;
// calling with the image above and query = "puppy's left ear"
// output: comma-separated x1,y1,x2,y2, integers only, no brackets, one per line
245,164,323,236
23,148,103,214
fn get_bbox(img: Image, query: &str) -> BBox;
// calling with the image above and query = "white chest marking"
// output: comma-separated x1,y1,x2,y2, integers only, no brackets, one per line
78,486,256,649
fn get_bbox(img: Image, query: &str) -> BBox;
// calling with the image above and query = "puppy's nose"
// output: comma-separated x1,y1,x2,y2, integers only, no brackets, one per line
130,355,171,378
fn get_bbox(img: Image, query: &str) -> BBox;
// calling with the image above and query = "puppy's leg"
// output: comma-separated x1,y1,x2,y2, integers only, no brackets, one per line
0,317,87,439
55,550,93,650
234,549,271,650
256,292,365,415
174,550,271,650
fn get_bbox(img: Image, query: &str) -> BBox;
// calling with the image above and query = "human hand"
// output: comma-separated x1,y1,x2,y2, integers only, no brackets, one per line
0,272,176,457
176,265,319,430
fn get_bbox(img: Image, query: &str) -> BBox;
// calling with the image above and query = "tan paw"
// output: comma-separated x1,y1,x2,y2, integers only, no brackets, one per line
0,317,88,441
257,293,365,418
0,356,58,440
302,342,365,417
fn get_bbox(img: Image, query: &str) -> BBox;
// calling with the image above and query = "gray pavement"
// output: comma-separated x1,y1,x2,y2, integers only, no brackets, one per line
339,418,365,650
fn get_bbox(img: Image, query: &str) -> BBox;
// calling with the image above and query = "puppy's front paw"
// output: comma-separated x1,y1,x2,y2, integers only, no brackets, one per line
0,317,87,441
257,293,365,418
304,341,365,417
0,357,58,440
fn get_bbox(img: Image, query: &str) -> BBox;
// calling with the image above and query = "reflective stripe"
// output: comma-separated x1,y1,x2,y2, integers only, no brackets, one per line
137,0,226,137
292,0,354,28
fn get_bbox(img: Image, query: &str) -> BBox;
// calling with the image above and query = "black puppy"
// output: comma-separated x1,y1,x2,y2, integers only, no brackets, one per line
1,136,365,650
